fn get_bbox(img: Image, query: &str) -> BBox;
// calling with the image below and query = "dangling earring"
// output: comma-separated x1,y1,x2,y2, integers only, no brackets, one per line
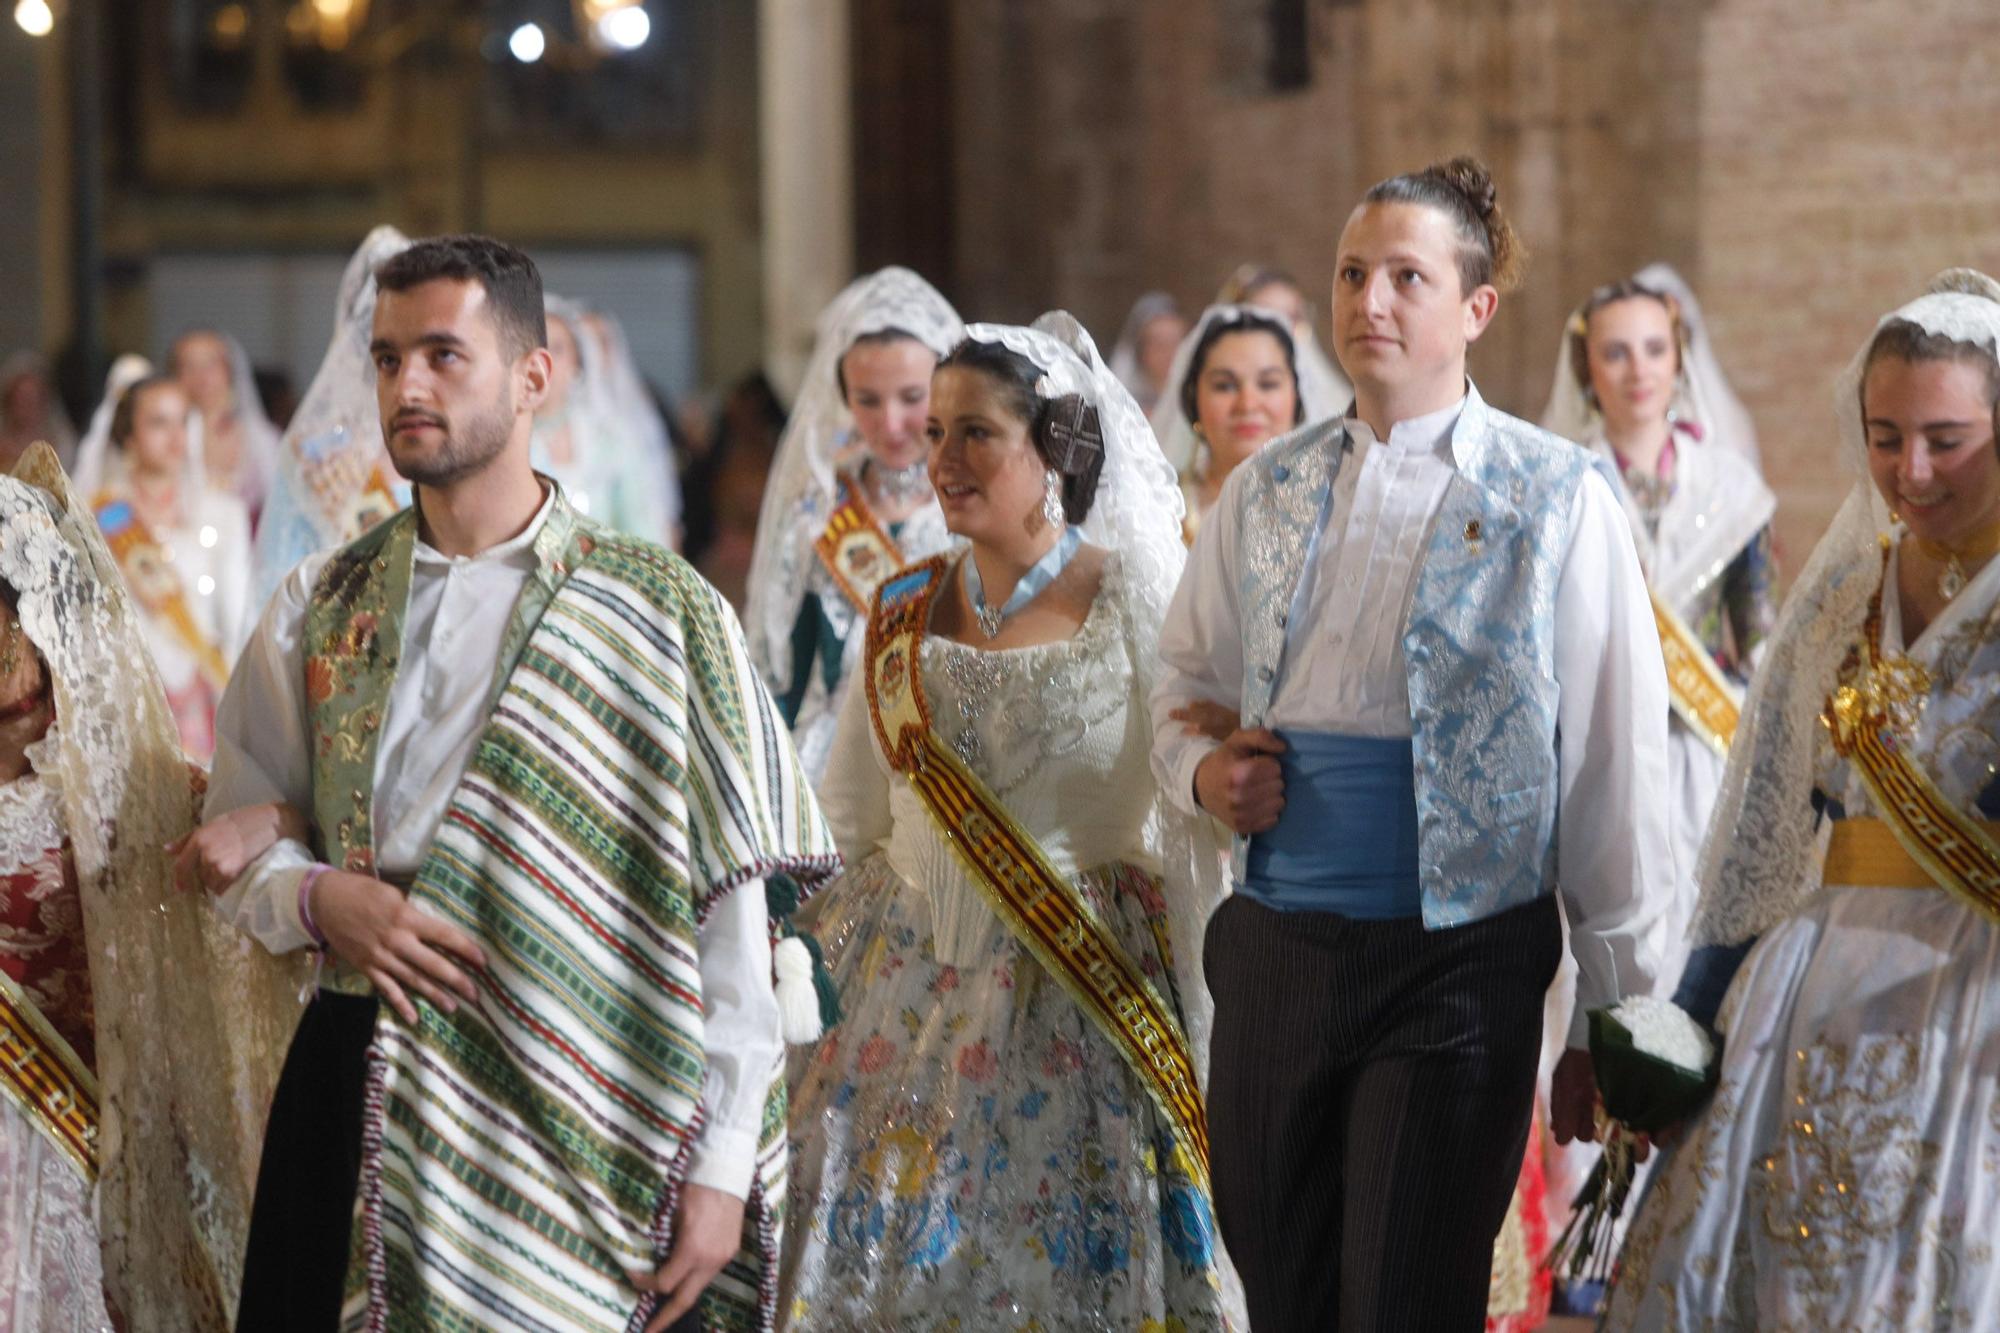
1042,468,1066,529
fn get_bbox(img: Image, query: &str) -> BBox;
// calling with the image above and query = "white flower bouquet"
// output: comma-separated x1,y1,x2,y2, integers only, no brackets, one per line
1545,994,1722,1282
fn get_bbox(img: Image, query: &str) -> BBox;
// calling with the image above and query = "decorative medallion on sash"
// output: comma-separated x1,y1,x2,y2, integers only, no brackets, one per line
813,478,903,614
862,554,1211,1189
1821,541,2000,922
93,496,230,690
0,969,98,1179
1652,590,1742,755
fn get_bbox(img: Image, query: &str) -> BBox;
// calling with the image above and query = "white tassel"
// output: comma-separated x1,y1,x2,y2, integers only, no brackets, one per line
773,935,822,1044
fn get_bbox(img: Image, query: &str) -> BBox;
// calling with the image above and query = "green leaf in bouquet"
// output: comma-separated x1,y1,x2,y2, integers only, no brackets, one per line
1587,1005,1721,1135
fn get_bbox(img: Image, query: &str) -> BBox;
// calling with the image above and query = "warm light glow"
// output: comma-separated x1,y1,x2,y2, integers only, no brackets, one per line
597,4,648,51
13,0,54,38
209,2,248,46
286,0,367,51
508,21,545,63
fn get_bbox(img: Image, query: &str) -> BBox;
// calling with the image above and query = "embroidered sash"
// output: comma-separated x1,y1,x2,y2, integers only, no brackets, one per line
814,480,904,613
94,496,230,690
1651,590,1741,755
0,969,97,1180
1821,547,2000,923
863,555,1210,1189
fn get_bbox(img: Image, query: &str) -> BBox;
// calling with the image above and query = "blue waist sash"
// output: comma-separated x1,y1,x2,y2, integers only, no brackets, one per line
1242,731,1421,919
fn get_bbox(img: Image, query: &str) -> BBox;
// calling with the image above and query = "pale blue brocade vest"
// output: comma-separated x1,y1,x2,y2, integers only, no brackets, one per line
1229,387,1606,930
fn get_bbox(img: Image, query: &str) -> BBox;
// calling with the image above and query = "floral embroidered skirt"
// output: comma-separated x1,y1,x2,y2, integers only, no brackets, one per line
780,853,1230,1331
1605,884,2000,1330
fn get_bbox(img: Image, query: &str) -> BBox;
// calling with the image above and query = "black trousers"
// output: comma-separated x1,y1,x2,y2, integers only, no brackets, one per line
1204,893,1561,1333
236,991,378,1333
234,992,705,1333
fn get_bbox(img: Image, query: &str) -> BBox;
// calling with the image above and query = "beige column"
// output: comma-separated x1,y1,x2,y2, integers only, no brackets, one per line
758,0,853,401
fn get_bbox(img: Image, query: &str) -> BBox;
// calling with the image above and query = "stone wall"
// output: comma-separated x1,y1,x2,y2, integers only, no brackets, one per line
929,0,2000,565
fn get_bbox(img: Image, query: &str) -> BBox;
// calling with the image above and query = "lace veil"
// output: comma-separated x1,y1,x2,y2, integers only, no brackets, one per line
1687,269,2000,946
1147,303,1345,476
250,225,412,607
1541,262,1762,469
1,444,304,1325
581,306,684,534
743,267,962,691
1538,268,1775,604
70,354,156,500
180,332,281,510
1107,291,1179,405
962,314,1228,1073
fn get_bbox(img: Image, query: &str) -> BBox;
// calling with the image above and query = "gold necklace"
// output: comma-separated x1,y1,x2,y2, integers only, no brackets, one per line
1913,518,2000,601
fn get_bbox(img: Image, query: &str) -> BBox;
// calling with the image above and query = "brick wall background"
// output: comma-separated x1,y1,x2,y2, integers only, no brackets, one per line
909,0,2000,567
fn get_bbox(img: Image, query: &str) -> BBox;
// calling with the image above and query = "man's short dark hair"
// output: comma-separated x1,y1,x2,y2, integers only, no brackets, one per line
374,235,548,360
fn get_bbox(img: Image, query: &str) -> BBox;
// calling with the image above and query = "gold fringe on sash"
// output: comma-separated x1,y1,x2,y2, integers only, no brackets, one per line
863,556,1211,1189
0,969,98,1180
1651,590,1741,755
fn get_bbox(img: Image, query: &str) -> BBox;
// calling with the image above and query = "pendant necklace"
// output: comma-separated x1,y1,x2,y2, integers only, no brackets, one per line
1914,519,2000,601
963,527,1083,639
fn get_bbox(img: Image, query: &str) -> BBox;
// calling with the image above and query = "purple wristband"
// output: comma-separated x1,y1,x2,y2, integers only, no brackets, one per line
298,864,332,951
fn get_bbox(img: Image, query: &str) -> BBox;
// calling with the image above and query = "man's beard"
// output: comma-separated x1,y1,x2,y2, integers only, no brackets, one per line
388,389,515,488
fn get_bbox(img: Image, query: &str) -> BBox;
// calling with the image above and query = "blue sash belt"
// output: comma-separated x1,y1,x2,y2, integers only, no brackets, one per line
1242,730,1421,919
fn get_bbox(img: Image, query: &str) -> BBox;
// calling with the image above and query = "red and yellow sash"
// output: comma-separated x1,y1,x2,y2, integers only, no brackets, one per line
1821,545,2000,921
1652,590,1741,755
0,970,98,1180
94,495,230,690
814,481,904,614
863,555,1210,1188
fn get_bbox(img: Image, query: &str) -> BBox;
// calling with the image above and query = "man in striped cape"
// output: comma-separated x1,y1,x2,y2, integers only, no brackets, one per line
201,235,838,1332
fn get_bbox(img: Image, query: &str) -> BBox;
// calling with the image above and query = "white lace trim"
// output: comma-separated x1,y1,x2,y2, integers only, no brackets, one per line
0,728,68,875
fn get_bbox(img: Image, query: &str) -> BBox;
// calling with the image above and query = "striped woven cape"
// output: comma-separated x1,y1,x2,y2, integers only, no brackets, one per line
339,536,838,1332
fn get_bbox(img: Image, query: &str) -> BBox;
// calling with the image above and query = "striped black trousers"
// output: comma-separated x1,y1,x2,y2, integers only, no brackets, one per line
1204,893,1561,1332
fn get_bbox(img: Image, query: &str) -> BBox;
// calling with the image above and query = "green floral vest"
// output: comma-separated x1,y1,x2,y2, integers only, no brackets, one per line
301,489,598,990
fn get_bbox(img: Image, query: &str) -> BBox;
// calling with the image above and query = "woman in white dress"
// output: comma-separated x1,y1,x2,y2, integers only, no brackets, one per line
742,267,963,783
170,329,281,520
87,374,253,760
1606,269,2000,1330
0,445,299,1330
781,317,1232,1329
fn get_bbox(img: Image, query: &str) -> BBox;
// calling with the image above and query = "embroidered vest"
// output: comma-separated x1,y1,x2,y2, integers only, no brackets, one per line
301,492,598,988
1230,388,1600,929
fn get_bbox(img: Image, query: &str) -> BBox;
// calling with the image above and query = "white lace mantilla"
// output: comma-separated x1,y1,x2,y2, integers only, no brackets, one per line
0,732,67,876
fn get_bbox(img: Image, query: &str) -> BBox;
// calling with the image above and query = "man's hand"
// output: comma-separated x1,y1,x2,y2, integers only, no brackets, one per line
1192,728,1287,835
634,1183,746,1331
311,870,486,1023
1169,699,1241,744
168,802,312,895
1550,1047,1598,1146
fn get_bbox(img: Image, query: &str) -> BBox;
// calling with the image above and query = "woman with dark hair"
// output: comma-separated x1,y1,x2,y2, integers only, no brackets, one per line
1606,270,2000,1330
782,317,1233,1328
1216,262,1353,428
1150,304,1322,542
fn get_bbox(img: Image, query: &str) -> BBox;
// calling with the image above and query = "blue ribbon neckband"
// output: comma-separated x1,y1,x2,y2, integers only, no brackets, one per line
962,526,1083,638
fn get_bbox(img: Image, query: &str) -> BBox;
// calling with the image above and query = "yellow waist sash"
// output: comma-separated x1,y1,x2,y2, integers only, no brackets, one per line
1821,542,2000,923
864,556,1210,1189
1825,817,2000,890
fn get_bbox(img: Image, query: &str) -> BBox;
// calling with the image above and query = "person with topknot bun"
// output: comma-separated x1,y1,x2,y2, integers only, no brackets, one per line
1151,156,1675,1329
